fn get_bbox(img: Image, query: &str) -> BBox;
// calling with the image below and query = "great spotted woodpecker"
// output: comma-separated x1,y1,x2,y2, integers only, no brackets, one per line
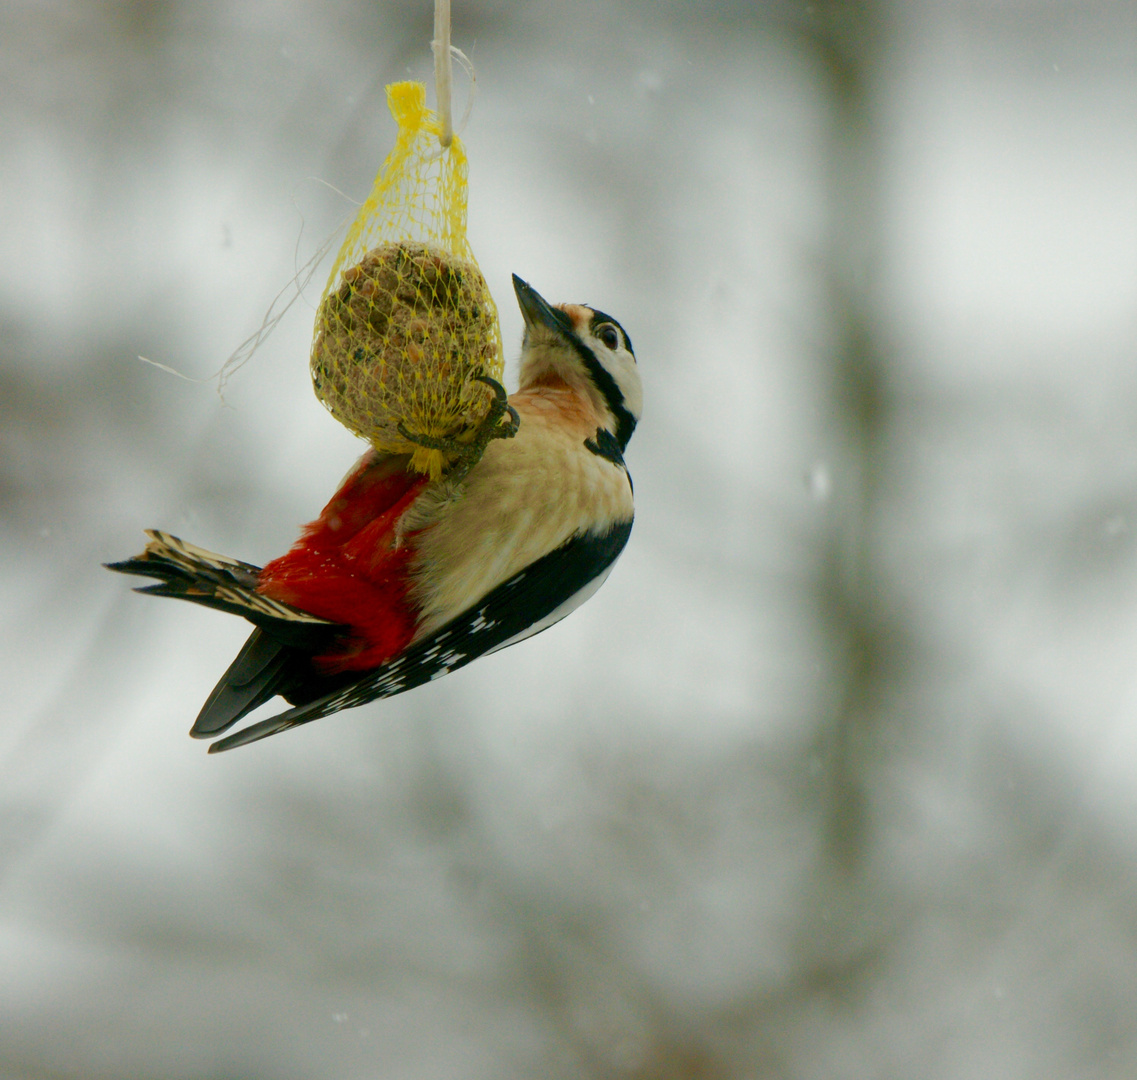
108,276,641,752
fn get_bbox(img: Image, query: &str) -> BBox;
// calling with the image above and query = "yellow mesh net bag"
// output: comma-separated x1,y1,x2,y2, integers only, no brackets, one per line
311,80,503,480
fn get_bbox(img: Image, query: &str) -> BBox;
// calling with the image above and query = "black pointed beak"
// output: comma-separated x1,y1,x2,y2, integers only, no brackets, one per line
512,274,574,336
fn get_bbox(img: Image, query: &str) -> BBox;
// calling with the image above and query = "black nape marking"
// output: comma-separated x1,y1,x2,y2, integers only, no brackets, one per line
566,335,637,452
584,428,625,467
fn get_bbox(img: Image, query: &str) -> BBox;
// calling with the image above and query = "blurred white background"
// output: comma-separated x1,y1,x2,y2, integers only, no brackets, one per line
2,1,1137,1077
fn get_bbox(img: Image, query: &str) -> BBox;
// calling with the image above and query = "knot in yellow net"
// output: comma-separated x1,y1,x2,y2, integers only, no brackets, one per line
311,81,503,480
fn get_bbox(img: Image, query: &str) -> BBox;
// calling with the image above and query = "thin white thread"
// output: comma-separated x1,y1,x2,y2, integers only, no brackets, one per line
143,16,476,398
137,355,201,382
139,183,358,398
213,240,327,397
450,46,476,137
213,180,359,397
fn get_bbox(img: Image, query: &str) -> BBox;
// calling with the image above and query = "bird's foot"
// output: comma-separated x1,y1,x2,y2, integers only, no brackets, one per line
467,374,521,445
398,375,519,482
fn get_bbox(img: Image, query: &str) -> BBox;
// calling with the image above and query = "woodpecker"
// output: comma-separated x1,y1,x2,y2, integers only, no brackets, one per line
108,275,641,752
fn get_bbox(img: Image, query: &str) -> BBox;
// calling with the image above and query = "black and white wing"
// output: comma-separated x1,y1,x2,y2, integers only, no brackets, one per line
206,519,633,752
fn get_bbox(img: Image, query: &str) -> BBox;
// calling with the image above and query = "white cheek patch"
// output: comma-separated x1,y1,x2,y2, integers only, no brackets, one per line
610,356,643,422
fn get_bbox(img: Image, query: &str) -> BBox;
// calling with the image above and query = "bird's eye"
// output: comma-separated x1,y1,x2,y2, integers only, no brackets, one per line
597,324,620,350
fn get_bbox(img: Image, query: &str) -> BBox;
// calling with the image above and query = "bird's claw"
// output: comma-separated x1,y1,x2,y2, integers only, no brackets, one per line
397,375,519,481
469,374,521,445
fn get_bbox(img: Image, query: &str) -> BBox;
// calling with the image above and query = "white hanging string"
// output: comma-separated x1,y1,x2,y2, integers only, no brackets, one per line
149,5,471,395
432,0,453,147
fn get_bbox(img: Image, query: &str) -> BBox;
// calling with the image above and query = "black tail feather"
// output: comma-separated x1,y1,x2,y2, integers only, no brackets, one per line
191,628,295,738
108,530,353,744
206,689,344,753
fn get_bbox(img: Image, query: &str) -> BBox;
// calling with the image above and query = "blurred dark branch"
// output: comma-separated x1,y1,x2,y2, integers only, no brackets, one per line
799,1,894,871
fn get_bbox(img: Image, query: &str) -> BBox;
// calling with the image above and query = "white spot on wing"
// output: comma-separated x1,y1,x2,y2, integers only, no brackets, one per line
469,606,498,633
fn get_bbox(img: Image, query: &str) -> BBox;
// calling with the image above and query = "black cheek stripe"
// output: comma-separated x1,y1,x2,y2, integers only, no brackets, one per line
568,337,637,451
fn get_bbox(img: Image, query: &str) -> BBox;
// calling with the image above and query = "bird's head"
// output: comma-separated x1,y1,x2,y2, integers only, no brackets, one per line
512,274,641,452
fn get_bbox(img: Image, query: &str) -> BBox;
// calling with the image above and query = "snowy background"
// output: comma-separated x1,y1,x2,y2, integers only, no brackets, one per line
3,1,1137,1077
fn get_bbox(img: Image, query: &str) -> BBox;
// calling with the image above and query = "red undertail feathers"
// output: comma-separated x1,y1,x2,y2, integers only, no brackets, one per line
257,451,430,673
